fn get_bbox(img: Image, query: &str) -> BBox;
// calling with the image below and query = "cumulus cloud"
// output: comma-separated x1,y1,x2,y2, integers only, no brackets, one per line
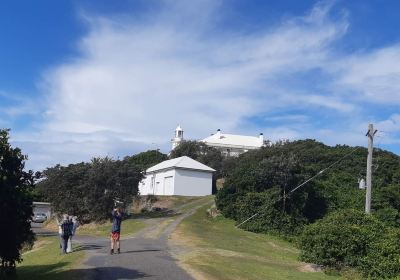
8,0,400,170
41,3,346,134
336,45,400,103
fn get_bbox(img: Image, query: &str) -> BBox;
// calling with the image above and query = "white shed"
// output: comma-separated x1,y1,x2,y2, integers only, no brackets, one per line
139,156,215,196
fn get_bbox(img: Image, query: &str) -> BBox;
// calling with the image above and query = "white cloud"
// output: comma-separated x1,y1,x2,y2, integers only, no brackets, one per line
8,0,400,170
40,2,346,136
336,45,400,103
376,114,400,133
0,91,42,118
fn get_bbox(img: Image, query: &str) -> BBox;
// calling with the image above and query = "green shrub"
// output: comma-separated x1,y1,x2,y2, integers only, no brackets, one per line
299,209,382,269
360,228,400,279
234,189,307,236
374,207,400,227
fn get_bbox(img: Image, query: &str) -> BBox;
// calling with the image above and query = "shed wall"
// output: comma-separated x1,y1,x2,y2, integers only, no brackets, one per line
139,169,176,196
174,169,212,196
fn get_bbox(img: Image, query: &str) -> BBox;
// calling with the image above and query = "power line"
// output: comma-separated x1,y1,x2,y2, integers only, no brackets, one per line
236,145,362,228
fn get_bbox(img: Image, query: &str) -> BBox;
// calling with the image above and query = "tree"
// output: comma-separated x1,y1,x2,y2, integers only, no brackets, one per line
216,151,326,235
124,150,168,171
0,129,35,271
37,157,143,223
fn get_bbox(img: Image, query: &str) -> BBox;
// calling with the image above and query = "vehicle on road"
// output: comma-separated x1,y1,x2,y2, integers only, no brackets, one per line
32,213,47,223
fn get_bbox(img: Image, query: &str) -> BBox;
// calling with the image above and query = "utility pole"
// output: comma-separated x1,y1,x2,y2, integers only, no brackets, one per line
365,123,377,214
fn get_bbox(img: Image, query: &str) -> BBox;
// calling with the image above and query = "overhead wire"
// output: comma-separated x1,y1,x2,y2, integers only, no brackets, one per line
236,145,363,228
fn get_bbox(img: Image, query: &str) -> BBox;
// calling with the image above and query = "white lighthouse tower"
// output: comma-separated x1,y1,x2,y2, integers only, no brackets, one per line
171,125,184,150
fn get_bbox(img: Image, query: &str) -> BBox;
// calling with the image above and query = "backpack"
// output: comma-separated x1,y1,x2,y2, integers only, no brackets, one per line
61,220,72,237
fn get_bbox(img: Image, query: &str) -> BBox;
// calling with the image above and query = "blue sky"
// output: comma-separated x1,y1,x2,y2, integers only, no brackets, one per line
1,0,400,171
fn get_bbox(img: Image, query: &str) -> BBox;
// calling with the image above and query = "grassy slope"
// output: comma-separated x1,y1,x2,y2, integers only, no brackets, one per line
173,204,340,280
76,196,198,236
76,218,146,237
17,236,85,280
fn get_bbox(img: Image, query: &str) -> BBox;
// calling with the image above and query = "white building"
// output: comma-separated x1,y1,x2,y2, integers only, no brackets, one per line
201,129,265,156
139,156,215,196
170,126,266,157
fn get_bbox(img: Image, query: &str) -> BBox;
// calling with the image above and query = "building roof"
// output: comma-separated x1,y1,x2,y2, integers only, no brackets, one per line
202,132,263,149
146,156,215,173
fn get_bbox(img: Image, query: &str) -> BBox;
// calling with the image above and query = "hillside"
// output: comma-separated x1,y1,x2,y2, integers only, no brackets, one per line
216,139,400,234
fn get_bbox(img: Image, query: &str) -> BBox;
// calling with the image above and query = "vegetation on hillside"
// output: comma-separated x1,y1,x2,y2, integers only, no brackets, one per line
215,139,400,278
216,139,400,232
300,209,400,279
124,150,168,171
36,149,168,224
37,157,143,223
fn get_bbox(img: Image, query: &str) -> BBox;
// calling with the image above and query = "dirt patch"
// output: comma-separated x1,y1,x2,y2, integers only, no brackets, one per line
143,218,174,239
298,263,323,272
216,178,225,190
152,199,175,209
268,241,278,248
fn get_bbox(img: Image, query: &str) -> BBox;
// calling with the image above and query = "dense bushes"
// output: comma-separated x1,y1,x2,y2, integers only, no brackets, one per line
360,228,400,279
37,157,143,223
299,210,381,268
234,189,308,235
216,147,329,234
299,209,400,279
216,140,400,234
124,150,168,171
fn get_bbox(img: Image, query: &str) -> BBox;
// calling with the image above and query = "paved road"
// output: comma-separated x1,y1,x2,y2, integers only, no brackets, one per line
72,197,212,280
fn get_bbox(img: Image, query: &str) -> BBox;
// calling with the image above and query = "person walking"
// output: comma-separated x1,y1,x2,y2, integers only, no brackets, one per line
60,214,72,254
66,216,78,253
110,207,122,255
56,216,63,251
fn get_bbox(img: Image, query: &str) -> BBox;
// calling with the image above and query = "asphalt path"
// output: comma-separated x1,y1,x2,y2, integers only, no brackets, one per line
71,197,213,280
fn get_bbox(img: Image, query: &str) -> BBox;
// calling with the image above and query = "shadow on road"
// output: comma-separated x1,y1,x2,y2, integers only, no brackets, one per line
74,244,105,252
130,210,181,219
15,263,150,280
120,249,161,254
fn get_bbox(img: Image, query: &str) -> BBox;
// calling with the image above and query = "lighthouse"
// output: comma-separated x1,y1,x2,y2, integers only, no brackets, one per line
171,125,184,150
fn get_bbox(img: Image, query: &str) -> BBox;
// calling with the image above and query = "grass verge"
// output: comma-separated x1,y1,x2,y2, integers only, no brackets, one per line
171,204,341,280
76,218,146,237
16,236,85,280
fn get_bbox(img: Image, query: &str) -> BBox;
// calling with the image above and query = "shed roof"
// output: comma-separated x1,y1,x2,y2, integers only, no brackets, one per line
146,156,215,173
